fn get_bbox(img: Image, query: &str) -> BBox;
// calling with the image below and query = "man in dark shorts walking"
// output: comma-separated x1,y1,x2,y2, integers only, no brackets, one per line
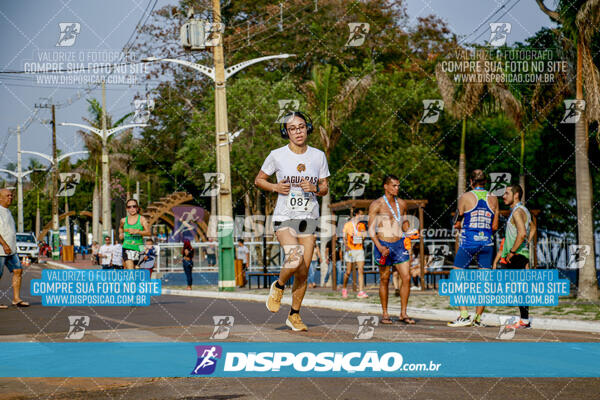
448,170,499,327
497,184,536,329
368,175,416,325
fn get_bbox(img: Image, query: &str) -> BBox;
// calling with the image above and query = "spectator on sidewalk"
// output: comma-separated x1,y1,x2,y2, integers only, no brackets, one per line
138,238,157,278
0,188,30,308
341,209,368,298
111,239,124,269
323,239,343,287
236,239,250,288
182,239,194,290
205,238,217,266
308,245,321,288
91,241,100,265
99,237,112,269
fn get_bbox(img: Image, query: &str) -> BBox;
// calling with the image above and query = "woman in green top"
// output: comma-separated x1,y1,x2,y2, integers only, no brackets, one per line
119,199,151,269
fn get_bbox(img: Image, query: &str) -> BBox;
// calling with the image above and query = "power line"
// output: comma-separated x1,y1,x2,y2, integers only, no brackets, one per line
458,0,515,44
470,0,522,44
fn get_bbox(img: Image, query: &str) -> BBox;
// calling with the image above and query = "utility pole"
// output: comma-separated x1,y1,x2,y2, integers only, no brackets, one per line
16,125,23,232
34,100,59,259
142,10,293,291
212,0,235,291
3,126,37,233
51,104,58,237
101,81,110,238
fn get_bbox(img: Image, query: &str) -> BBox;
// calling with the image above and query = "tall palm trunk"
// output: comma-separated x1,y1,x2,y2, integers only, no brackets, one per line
244,192,252,241
92,162,100,242
320,191,331,287
457,117,467,198
575,39,598,300
520,128,526,201
65,196,71,246
35,191,40,238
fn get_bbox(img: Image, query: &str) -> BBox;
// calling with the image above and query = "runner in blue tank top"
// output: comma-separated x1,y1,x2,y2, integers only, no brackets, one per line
448,169,499,327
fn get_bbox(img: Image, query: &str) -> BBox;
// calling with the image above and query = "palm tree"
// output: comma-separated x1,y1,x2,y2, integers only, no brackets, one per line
78,98,133,242
512,66,569,199
435,51,486,198
302,64,372,282
535,0,599,300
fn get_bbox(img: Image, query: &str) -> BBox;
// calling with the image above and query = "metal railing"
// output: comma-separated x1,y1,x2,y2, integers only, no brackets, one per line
156,238,461,273
155,242,219,273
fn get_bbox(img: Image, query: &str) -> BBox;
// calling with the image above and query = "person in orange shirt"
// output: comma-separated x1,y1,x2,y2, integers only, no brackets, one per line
342,209,368,298
492,238,508,268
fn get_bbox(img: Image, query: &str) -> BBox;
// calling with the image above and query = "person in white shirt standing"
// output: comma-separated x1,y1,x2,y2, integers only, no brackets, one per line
0,188,29,308
255,111,330,332
98,236,113,269
111,239,124,269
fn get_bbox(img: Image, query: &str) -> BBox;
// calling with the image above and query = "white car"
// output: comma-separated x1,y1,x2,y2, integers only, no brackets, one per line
16,232,39,263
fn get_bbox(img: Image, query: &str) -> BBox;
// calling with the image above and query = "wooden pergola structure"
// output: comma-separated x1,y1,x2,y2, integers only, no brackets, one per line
328,199,429,290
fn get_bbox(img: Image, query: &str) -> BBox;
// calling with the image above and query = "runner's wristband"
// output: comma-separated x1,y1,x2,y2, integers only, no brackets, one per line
452,211,464,225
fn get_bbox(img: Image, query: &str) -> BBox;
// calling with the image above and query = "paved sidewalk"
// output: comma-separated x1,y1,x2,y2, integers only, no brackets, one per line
41,256,96,270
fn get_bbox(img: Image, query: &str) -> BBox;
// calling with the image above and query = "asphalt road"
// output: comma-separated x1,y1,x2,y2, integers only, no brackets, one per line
1,263,598,400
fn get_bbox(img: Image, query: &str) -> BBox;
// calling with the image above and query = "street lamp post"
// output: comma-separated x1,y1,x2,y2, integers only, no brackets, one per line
59,122,147,240
142,49,293,291
5,124,28,232
20,150,89,246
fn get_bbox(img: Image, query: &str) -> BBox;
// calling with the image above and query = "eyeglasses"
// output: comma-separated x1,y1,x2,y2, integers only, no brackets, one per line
287,124,306,134
126,205,137,209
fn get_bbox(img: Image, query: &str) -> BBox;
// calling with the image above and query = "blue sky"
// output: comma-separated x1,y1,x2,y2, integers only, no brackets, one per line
0,0,555,170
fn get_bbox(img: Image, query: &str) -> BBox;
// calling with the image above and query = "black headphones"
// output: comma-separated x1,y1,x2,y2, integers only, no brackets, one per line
279,111,314,139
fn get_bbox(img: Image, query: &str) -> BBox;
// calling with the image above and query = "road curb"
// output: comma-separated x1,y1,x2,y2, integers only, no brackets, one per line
45,261,77,270
161,288,600,334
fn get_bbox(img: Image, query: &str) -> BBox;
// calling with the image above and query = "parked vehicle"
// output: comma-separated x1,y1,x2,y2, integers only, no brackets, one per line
16,232,39,264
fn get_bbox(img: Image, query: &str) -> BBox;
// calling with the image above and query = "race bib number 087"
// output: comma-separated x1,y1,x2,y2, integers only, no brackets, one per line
286,189,315,213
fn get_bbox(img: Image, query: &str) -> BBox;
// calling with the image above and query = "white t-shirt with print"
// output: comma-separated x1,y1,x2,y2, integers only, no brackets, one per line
260,145,330,222
111,244,123,266
99,244,112,265
236,245,250,263
0,205,17,255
